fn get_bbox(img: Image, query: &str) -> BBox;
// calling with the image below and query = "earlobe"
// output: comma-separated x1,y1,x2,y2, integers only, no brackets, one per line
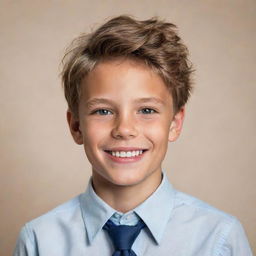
168,107,185,142
66,110,83,145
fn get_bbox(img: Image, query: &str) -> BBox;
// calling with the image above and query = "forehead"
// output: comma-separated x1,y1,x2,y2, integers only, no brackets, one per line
80,58,173,105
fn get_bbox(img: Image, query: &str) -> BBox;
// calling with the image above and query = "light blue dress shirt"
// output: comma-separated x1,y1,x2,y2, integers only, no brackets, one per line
14,172,253,256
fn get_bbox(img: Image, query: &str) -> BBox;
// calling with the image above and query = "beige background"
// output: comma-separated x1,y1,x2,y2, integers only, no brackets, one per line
1,0,255,255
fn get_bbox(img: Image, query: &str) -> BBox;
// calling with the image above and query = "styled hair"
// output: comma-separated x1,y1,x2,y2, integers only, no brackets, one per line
61,15,193,117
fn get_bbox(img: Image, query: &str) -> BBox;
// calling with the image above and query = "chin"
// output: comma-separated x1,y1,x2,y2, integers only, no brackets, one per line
107,173,145,187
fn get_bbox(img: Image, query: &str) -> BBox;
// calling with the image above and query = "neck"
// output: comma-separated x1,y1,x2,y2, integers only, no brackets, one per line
92,170,162,213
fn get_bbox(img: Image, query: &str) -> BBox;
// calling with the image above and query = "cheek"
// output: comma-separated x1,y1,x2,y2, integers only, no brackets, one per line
143,121,170,146
82,121,110,145
143,116,170,132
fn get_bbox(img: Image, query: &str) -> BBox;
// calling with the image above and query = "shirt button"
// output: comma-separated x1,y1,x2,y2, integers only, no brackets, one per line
120,218,126,224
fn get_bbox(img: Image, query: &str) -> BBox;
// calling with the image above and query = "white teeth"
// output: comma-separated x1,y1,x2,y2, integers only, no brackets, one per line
126,151,132,157
110,150,144,158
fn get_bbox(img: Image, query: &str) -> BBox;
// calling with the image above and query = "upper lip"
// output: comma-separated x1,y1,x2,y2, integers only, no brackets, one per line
104,147,148,151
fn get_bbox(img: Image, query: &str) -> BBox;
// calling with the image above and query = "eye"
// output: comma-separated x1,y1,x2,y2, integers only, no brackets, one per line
139,108,157,114
92,109,112,115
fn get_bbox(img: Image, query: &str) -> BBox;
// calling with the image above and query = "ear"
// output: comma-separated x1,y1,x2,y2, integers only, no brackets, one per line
66,110,83,145
168,107,185,142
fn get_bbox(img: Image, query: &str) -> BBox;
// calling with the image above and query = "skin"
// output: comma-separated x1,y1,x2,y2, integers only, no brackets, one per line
67,58,185,213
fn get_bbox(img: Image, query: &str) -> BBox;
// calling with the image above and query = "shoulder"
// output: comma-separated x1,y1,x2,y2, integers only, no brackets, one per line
174,190,238,229
171,190,252,255
173,189,235,222
14,194,85,255
24,194,84,235
171,189,237,240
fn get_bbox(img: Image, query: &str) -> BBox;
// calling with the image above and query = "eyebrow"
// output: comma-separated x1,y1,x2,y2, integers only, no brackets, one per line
134,97,165,105
86,97,165,108
86,98,114,109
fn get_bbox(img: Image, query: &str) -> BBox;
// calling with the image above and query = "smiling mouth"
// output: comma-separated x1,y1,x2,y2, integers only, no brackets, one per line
104,149,148,158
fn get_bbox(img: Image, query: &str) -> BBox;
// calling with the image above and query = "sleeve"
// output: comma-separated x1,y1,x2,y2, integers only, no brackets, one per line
219,218,253,256
13,224,38,256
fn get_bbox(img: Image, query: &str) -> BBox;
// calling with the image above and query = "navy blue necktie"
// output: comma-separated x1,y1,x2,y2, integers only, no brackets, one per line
103,219,145,256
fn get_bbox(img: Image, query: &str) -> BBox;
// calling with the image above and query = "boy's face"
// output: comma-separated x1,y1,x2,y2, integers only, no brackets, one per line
68,59,184,189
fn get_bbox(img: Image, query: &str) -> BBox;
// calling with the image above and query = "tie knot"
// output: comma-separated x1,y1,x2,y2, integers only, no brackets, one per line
103,219,145,251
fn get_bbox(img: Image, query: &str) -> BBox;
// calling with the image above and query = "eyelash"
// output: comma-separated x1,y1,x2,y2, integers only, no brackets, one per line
90,108,157,115
92,109,112,115
139,108,157,114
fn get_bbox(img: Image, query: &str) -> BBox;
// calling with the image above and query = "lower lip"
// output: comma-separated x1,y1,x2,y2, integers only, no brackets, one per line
104,151,147,163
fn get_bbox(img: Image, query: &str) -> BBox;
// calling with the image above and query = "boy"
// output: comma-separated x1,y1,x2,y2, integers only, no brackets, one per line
14,15,252,255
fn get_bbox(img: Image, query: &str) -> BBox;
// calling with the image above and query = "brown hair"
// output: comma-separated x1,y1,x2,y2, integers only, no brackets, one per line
61,15,193,117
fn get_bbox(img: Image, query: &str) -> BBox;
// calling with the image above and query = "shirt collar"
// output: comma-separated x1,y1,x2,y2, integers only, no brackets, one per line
134,172,175,244
79,172,175,245
80,180,116,244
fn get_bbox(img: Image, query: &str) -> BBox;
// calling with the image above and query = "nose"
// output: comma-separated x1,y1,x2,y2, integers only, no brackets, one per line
111,113,139,140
